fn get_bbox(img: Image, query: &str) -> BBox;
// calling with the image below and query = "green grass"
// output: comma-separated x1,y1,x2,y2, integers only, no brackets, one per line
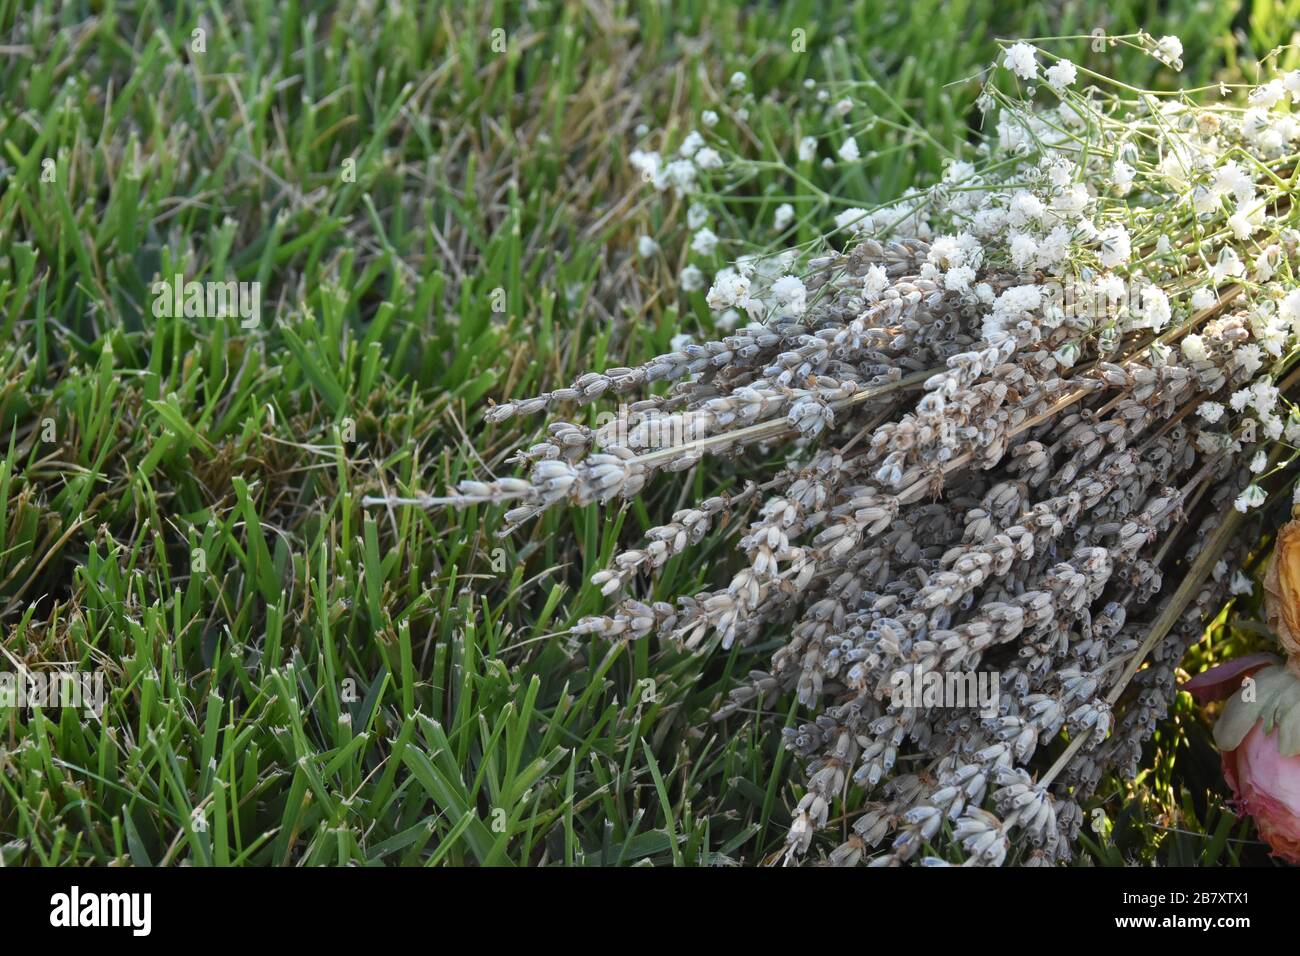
0,0,1290,866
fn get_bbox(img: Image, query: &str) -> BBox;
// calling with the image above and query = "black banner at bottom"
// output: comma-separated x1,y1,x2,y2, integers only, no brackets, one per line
0,864,1282,943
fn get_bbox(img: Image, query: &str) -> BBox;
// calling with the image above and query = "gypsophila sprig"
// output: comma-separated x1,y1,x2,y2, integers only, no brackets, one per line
385,36,1300,865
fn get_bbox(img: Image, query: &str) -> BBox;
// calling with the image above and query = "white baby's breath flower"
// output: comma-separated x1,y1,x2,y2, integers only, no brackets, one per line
678,131,705,158
1154,35,1183,70
1098,224,1131,268
773,203,795,232
1191,287,1217,310
1255,318,1287,358
771,275,808,317
705,267,749,309
1250,450,1268,474
1279,288,1300,327
694,147,723,170
834,208,873,234
1287,415,1300,446
1053,184,1091,217
691,228,719,256
664,158,698,195
1250,79,1286,109
1058,99,1088,129
1008,190,1045,226
927,235,965,269
1191,184,1218,215
1095,272,1125,299
972,207,1007,236
1180,334,1208,362
990,284,1042,331
1053,341,1079,368
729,71,747,89
1229,571,1254,596
701,109,719,128
863,264,889,299
1209,247,1245,282
680,264,704,292
1285,71,1300,101
837,137,861,162
637,235,659,258
1139,285,1171,331
1112,160,1135,196
1045,59,1077,92
1214,161,1255,203
1234,484,1266,513
630,149,664,189
944,159,977,183
1228,209,1262,242
1009,233,1038,269
954,232,984,268
687,203,709,230
1236,343,1264,377
943,265,976,293
1255,245,1282,281
1197,401,1225,423
1250,379,1280,417
1043,156,1076,188
1003,42,1038,80
797,136,817,163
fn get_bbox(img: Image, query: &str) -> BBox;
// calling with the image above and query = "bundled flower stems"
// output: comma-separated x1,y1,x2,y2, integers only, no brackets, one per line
368,35,1300,863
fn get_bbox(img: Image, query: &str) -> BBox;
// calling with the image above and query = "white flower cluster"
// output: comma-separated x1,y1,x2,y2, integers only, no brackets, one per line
630,123,725,198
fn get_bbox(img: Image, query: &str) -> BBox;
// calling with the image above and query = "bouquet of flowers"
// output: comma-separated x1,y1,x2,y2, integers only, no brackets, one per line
408,34,1300,864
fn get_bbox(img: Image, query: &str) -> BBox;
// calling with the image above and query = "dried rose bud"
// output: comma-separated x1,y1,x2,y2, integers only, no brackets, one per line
1263,518,1300,674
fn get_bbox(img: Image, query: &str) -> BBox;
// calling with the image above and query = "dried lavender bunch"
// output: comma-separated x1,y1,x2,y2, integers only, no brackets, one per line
385,34,1300,864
